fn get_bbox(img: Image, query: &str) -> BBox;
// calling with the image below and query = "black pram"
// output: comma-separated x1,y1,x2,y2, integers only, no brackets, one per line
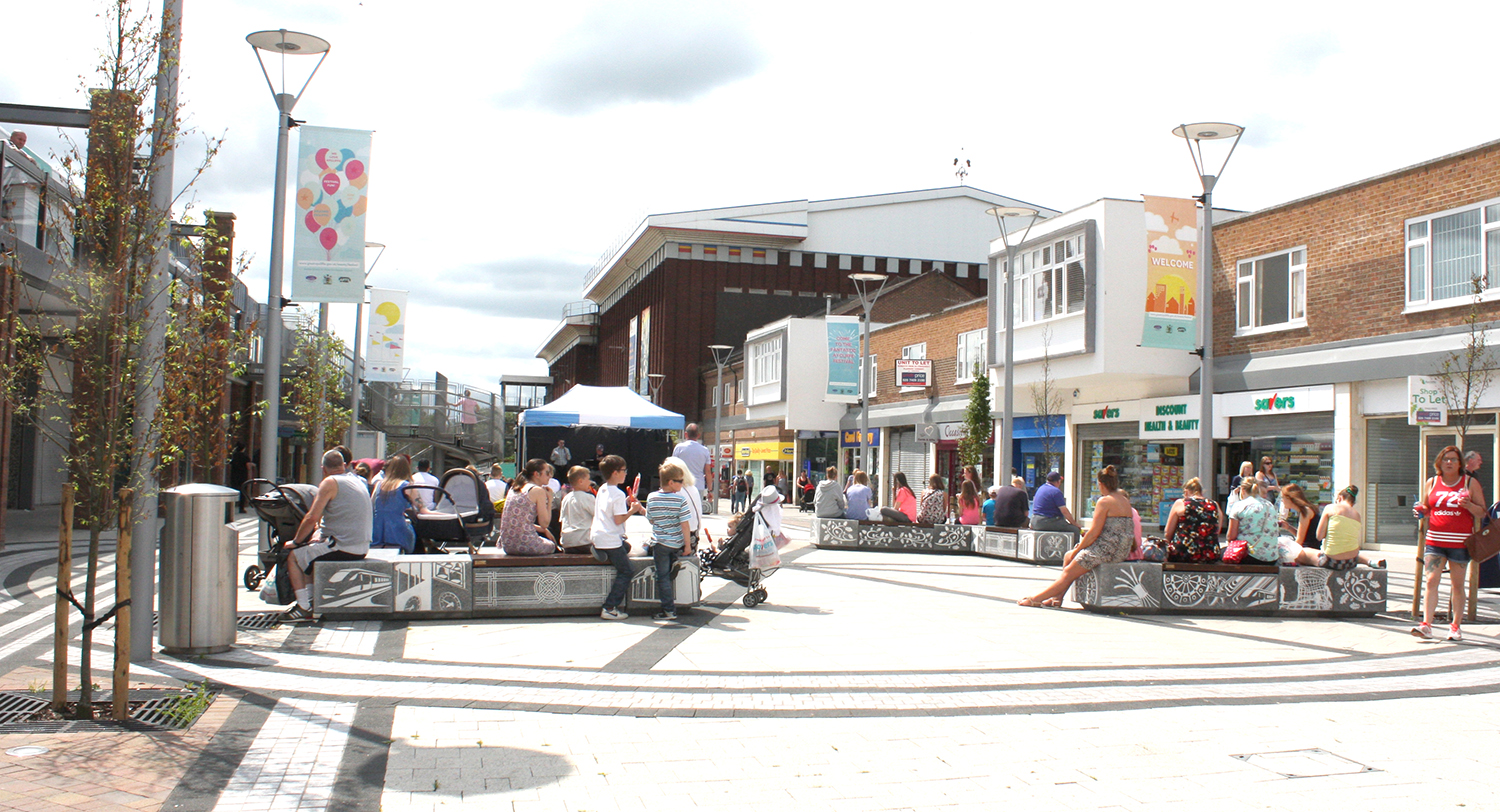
699,501,778,608
242,479,319,605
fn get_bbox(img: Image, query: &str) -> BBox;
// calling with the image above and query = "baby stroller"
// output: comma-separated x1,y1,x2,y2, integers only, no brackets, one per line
241,479,320,604
405,468,496,554
700,501,778,608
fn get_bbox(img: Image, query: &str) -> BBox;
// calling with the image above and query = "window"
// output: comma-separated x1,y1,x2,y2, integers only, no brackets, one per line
1007,233,1086,324
1235,247,1306,332
711,382,718,407
901,343,926,359
1407,200,1500,306
749,336,782,387
866,354,878,397
956,330,985,383
737,379,744,403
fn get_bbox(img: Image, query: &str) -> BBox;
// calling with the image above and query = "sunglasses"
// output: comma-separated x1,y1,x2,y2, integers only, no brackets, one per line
669,478,683,483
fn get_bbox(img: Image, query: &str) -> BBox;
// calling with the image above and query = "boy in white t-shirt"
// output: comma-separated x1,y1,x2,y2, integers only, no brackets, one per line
592,455,643,620
559,466,596,554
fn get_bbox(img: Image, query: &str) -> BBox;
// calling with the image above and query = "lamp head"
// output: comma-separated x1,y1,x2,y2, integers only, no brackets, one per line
985,206,1039,219
246,29,331,55
1172,122,1243,141
848,273,886,283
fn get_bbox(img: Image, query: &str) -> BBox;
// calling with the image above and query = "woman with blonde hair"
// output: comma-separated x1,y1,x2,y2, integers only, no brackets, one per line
1227,478,1280,565
1019,465,1134,607
370,455,429,553
844,469,874,520
1162,477,1220,563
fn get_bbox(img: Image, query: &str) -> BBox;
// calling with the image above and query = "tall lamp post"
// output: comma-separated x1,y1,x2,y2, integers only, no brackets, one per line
985,206,1040,484
708,344,733,514
1172,122,1243,492
646,373,664,403
849,273,888,476
248,29,330,482
347,241,386,449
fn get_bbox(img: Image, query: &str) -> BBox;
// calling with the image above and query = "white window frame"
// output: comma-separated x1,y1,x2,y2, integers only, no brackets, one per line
737,378,744,403
866,354,878,398
1007,232,1087,326
711,382,718,407
956,330,986,384
1405,197,1500,311
901,342,926,360
749,336,782,388
1234,246,1308,335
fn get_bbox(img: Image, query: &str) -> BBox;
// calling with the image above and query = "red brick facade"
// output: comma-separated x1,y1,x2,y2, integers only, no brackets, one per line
866,299,988,402
1213,141,1500,357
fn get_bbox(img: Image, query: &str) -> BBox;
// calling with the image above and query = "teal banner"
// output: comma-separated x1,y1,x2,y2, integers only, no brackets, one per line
826,316,861,402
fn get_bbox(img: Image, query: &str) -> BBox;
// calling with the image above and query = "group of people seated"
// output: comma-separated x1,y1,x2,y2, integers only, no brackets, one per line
813,465,1025,526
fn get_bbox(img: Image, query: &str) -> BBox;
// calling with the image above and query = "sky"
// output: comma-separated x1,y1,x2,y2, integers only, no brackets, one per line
7,1,1500,395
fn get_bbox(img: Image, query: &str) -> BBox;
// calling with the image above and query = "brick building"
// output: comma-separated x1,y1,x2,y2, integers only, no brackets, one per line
1208,138,1500,550
538,187,1055,428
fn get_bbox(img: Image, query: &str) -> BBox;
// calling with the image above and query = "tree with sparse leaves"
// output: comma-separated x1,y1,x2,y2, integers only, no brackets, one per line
283,324,352,461
1029,326,1063,475
1435,276,1496,453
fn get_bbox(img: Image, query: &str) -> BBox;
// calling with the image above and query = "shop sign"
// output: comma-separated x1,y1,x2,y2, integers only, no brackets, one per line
1138,396,1229,440
1220,385,1335,417
897,359,932,388
737,441,795,460
1072,401,1140,424
840,428,881,448
1408,375,1448,426
720,444,733,459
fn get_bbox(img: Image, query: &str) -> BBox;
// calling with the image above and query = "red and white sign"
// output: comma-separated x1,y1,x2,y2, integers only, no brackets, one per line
897,359,932,388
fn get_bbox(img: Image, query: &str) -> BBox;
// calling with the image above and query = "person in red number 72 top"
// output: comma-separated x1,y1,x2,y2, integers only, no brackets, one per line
1412,445,1486,642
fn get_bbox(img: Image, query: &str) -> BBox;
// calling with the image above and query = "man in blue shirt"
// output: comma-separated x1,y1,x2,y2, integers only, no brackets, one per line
1030,471,1078,532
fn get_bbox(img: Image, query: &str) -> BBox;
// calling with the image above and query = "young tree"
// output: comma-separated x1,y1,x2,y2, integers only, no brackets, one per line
958,361,992,471
1434,277,1495,452
283,324,353,463
1029,326,1063,475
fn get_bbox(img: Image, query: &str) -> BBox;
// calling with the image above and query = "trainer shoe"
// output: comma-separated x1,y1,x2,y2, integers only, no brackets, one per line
283,604,314,622
1411,622,1434,640
1448,624,1463,642
652,611,678,622
600,606,627,621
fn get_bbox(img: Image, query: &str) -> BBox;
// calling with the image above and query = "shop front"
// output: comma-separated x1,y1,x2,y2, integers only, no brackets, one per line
1218,385,1336,507
798,431,839,485
1071,396,1221,529
734,439,796,489
841,428,881,489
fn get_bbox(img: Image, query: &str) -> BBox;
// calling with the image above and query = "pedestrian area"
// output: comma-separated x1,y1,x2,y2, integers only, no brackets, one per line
2,509,1499,811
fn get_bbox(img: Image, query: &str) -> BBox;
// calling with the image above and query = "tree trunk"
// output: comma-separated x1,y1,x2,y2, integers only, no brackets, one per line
75,526,101,720
52,486,74,712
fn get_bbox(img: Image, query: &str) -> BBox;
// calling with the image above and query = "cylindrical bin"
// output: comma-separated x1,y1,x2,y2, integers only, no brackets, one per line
159,483,240,654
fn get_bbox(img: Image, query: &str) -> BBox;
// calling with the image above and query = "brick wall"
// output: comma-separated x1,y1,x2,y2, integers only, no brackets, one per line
866,299,987,402
1213,142,1500,357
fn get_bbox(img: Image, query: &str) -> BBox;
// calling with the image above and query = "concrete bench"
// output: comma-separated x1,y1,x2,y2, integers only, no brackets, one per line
1071,561,1387,616
811,517,975,554
312,551,700,620
975,527,1077,565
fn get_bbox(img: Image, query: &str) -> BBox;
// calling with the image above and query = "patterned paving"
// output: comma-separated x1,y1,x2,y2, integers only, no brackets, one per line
210,699,356,812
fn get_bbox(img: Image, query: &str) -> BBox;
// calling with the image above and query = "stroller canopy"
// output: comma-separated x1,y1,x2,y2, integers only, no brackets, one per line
519,385,685,430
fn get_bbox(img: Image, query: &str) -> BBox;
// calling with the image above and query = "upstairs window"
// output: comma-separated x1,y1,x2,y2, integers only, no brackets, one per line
1235,247,1306,332
956,329,986,384
1407,200,1500,305
1007,233,1086,324
749,336,782,387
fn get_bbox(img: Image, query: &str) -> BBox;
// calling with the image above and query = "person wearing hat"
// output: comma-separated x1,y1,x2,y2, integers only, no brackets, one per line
1030,470,1078,532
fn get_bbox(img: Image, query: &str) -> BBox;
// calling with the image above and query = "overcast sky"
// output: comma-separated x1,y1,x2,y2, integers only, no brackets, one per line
8,1,1500,393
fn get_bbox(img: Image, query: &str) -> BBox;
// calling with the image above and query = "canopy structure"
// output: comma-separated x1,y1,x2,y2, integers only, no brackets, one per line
519,385,685,431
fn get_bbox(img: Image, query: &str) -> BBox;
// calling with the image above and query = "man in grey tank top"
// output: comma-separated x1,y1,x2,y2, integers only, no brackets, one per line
286,450,373,617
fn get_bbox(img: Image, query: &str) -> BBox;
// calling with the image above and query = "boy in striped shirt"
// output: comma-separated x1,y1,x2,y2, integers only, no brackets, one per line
646,460,694,622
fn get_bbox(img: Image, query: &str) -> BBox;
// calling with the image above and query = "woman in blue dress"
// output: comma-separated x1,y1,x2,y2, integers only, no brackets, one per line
371,455,428,553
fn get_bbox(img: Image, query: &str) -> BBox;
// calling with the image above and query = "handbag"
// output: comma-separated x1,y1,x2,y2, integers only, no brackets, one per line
749,515,781,571
1465,522,1500,564
1222,538,1248,564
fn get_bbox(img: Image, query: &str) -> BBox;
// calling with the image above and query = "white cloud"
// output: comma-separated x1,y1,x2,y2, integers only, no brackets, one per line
1144,212,1168,233
1174,225,1198,242
1150,236,1183,255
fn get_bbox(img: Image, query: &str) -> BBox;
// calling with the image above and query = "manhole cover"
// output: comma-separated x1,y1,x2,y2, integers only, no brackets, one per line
1233,748,1377,778
5,746,48,757
237,612,284,631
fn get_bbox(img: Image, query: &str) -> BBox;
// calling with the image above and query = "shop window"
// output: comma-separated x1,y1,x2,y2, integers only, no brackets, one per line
1235,247,1306,332
1005,232,1086,325
1078,439,1184,526
956,330,985,384
1406,199,1500,306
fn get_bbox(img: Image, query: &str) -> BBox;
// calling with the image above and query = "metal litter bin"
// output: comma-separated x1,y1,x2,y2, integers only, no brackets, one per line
160,484,239,654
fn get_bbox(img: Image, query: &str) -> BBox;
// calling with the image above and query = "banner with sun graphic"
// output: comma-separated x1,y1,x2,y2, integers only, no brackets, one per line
365,288,406,382
1142,195,1199,351
291,126,372,303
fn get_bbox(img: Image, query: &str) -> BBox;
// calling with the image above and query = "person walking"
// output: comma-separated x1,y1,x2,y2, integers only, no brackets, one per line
731,469,750,513
1413,445,1485,641
672,423,713,509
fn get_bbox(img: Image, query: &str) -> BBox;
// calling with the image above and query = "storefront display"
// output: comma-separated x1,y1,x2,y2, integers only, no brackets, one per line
1080,438,1184,527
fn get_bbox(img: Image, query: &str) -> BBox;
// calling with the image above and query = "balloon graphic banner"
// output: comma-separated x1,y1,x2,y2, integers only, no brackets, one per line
366,288,406,382
292,126,372,303
1141,195,1199,351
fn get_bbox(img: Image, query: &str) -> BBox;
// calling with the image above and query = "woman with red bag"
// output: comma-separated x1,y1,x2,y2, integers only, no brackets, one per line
1412,445,1485,642
1225,479,1280,565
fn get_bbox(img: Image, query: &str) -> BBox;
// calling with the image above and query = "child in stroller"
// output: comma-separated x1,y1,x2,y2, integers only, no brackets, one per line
242,479,320,603
697,500,778,608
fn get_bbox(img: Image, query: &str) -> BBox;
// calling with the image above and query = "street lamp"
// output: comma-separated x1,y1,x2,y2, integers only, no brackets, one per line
709,344,733,514
849,273,888,476
1172,121,1244,493
646,373,665,403
347,241,386,449
248,28,330,483
985,206,1040,484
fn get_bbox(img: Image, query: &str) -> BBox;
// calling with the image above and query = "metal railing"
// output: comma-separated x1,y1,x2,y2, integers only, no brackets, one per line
1,142,76,266
360,378,502,461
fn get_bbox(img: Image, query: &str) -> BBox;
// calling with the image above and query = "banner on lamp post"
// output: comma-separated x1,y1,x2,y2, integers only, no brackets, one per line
826,315,862,402
1141,195,1199,351
365,288,406,382
292,126,372,303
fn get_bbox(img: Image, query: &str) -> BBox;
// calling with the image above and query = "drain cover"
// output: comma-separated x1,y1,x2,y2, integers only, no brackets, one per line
1233,748,1377,778
236,612,284,631
5,746,48,757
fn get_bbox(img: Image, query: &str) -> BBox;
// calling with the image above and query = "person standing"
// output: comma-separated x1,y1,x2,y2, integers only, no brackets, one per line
411,459,441,509
731,469,750,513
646,460,695,622
594,455,644,620
284,450,373,619
672,423,713,508
1413,445,1485,642
550,438,572,470
1029,471,1078,532
229,442,250,512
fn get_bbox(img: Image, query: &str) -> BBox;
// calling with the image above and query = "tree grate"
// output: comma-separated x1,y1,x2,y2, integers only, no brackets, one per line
236,612,284,631
0,694,49,725
0,689,211,734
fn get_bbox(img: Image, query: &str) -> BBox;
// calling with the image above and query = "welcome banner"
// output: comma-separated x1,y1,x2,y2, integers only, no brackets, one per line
292,126,372,303
1141,195,1199,351
365,288,406,382
825,316,862,402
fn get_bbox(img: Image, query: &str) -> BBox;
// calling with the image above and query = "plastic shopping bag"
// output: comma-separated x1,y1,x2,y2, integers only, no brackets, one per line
749,515,781,571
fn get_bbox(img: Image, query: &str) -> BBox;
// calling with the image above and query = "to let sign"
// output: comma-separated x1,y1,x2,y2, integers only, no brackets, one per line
1409,375,1448,426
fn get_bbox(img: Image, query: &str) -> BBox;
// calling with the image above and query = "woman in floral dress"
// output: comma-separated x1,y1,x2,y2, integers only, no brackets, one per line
1162,477,1220,563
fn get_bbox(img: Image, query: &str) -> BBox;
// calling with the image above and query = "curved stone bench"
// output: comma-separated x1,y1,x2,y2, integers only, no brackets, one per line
976,527,1077,565
810,518,1077,565
312,550,701,620
1071,561,1387,617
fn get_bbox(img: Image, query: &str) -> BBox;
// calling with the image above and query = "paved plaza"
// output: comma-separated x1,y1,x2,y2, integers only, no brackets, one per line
0,508,1498,811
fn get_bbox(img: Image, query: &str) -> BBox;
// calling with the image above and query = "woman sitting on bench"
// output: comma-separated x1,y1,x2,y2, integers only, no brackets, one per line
1226,478,1281,566
498,458,561,557
1019,465,1135,608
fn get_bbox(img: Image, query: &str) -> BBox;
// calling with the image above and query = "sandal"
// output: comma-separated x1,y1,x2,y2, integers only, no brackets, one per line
1042,597,1062,607
1017,597,1046,608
